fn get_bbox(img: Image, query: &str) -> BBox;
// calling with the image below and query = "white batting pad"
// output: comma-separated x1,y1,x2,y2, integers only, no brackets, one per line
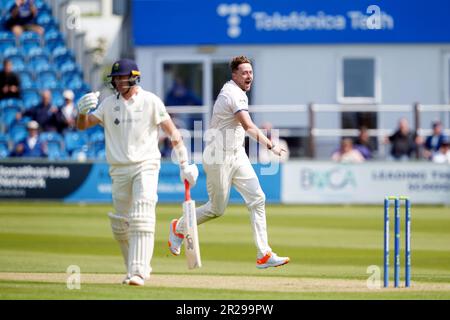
128,201,155,279
108,212,129,269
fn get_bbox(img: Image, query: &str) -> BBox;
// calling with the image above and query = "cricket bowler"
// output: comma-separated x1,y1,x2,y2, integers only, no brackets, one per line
169,56,290,269
76,59,198,286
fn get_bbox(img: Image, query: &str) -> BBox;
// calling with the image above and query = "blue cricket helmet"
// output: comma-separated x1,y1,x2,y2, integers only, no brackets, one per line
108,59,140,77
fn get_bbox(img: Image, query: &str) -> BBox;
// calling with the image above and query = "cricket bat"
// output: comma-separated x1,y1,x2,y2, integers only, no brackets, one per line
183,180,202,269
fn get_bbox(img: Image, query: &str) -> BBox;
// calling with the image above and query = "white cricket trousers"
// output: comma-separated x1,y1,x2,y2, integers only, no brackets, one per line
109,160,160,279
177,146,272,259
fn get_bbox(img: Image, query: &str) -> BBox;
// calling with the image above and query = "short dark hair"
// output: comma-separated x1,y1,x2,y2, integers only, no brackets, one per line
230,56,252,73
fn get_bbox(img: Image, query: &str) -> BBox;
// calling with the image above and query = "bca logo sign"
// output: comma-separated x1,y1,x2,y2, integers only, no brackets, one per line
217,3,251,38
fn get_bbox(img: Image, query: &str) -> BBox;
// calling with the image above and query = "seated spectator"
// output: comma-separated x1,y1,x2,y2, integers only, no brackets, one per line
423,121,447,160
20,90,61,132
4,0,44,37
0,59,21,100
432,138,450,164
384,118,422,161
10,120,47,157
332,138,365,163
353,126,376,160
258,122,290,163
58,90,77,132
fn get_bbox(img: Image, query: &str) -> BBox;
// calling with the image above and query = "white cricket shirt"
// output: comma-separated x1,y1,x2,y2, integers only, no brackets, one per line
209,80,248,151
92,86,170,165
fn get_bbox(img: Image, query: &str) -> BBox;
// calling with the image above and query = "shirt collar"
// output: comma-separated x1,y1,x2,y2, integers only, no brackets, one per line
120,86,141,104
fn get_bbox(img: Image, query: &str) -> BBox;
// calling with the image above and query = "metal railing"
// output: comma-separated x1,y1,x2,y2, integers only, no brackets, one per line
166,103,450,160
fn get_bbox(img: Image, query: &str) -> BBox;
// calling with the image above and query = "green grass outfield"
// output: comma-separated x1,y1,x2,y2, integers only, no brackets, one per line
0,201,449,300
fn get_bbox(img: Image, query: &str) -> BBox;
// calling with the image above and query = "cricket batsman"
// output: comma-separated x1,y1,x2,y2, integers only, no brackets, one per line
76,59,198,286
169,56,290,269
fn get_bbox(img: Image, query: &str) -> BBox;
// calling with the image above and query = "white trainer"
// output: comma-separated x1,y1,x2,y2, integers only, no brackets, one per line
128,275,145,286
256,252,290,269
122,276,130,285
168,219,184,256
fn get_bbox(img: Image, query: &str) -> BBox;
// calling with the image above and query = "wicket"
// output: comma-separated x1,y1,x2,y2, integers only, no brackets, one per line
384,196,411,288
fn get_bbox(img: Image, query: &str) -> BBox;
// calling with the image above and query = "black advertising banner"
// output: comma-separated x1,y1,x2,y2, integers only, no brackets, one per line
0,162,93,199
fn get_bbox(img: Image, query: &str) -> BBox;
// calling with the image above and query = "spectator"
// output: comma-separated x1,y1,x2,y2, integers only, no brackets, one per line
4,0,44,37
165,77,203,129
331,138,365,163
432,137,450,164
20,90,61,131
10,120,47,157
0,59,21,100
58,90,77,132
258,122,290,163
353,126,376,160
165,77,202,106
423,121,447,160
385,118,422,161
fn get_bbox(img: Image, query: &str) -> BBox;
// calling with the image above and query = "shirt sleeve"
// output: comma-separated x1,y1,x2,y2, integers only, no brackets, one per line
91,100,105,123
153,95,171,125
228,91,248,114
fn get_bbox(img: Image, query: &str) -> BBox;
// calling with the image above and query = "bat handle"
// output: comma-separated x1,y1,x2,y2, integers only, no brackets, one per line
184,180,191,201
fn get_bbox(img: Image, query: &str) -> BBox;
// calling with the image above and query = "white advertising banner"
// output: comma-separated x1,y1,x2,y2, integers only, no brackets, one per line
282,161,450,204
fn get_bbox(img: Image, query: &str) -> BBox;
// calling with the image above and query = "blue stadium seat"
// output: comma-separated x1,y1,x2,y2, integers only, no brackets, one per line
52,47,74,67
39,131,63,144
1,105,21,128
19,31,42,55
37,70,58,90
46,140,67,160
44,29,64,51
36,12,55,31
59,60,78,74
22,89,41,110
0,140,9,158
96,148,106,160
6,54,26,72
8,124,27,144
3,46,23,58
64,131,88,154
26,46,50,60
51,89,64,107
35,0,52,14
19,70,34,89
89,131,105,144
0,31,16,52
30,58,51,73
64,74,84,91
45,38,64,52
0,97,22,109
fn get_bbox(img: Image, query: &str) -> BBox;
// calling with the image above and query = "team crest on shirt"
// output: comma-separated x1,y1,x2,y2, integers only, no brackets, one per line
114,106,120,112
114,118,120,125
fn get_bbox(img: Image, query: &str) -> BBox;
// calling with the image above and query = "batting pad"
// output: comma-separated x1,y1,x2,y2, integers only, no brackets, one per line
128,200,155,279
108,212,129,269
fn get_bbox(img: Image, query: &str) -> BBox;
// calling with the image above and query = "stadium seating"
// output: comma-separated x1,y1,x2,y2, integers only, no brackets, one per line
22,89,41,110
19,31,41,55
64,131,88,154
8,124,27,144
0,31,15,52
0,0,95,160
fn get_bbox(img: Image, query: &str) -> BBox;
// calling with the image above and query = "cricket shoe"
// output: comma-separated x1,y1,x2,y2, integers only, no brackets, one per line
122,276,130,285
168,219,184,256
256,252,290,269
128,275,145,286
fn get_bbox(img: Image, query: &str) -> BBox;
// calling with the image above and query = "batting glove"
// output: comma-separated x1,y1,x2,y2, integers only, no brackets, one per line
77,92,100,115
180,163,199,187
270,144,286,157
